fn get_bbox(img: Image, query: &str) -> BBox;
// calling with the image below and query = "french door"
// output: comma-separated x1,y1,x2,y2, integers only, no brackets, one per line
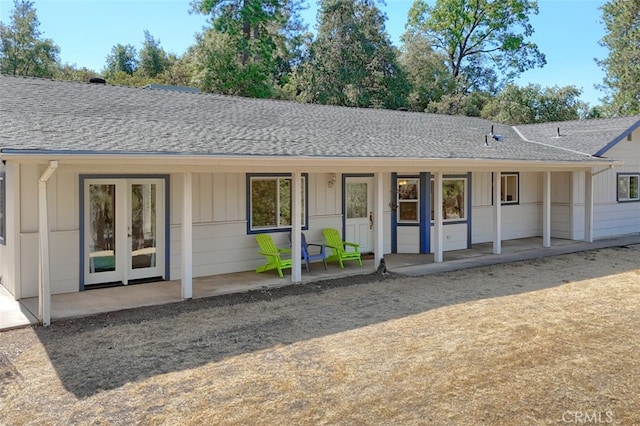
344,176,374,253
83,178,165,286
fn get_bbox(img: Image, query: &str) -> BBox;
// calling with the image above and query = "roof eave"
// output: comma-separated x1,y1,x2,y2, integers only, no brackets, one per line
594,119,640,157
0,151,621,173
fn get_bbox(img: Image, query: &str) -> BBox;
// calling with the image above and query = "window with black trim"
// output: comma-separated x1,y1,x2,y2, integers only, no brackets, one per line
397,178,419,222
248,174,307,232
500,173,519,204
0,167,5,245
617,173,639,202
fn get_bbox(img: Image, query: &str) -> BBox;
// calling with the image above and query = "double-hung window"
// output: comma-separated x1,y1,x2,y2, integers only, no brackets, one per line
397,178,419,223
617,173,639,202
248,174,307,233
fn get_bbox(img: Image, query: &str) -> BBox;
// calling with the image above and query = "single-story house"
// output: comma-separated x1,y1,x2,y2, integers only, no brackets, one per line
1,75,639,325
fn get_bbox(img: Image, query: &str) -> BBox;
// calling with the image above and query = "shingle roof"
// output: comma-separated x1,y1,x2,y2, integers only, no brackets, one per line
0,75,626,164
515,116,640,157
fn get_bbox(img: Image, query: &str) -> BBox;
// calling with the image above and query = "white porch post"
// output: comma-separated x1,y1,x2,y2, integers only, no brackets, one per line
584,169,594,243
374,171,384,269
433,171,444,263
182,171,193,299
493,171,502,255
291,171,302,283
38,160,58,326
543,171,551,248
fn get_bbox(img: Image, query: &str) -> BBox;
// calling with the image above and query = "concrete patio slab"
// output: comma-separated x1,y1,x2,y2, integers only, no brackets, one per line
2,234,638,330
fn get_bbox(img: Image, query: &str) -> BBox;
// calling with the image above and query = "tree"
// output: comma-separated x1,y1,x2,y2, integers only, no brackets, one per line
0,0,60,77
481,84,586,124
399,30,455,111
55,63,98,82
104,43,138,77
190,0,307,97
426,91,490,117
190,28,274,96
139,30,170,78
406,0,546,93
297,0,410,109
597,0,640,116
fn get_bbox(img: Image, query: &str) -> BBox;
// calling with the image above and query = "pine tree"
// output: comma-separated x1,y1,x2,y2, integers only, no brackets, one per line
298,0,409,109
0,0,60,77
597,0,640,116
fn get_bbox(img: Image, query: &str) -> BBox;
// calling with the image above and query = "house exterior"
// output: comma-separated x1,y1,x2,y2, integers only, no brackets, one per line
1,75,638,325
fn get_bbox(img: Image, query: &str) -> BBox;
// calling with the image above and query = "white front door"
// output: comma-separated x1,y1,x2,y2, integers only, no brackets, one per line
345,176,374,253
84,178,165,286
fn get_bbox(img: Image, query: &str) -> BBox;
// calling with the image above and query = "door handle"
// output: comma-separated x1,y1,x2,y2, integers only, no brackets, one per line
369,211,373,229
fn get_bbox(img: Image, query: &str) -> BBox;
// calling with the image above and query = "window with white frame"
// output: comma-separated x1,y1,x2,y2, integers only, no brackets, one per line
248,174,307,232
500,173,519,204
617,173,639,202
430,177,467,221
397,178,419,222
0,167,5,244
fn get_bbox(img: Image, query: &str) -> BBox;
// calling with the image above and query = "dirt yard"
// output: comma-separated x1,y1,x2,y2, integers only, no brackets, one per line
1,246,639,425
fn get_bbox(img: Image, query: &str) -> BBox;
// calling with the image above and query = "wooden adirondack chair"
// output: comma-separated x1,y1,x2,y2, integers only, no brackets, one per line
322,228,363,268
255,234,293,277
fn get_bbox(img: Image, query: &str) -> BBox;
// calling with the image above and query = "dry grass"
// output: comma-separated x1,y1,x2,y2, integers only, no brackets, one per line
1,246,640,425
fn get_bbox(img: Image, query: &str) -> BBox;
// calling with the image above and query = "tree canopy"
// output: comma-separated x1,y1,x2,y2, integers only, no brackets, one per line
189,0,307,97
406,0,546,93
481,84,586,124
0,0,60,77
597,0,640,116
104,43,138,77
296,0,410,109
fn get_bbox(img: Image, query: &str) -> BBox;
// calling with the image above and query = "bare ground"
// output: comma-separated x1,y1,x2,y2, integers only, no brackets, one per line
1,246,640,425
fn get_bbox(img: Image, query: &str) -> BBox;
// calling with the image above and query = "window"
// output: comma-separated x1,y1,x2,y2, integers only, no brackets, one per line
617,173,639,202
500,173,519,204
248,174,307,232
430,177,467,221
0,166,4,244
397,178,419,223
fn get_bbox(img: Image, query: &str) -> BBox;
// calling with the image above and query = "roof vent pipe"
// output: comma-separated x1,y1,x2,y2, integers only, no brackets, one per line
484,135,489,147
490,125,494,135
556,127,561,137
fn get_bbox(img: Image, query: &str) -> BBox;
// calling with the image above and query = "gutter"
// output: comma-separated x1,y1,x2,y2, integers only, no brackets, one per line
38,160,58,326
0,151,620,171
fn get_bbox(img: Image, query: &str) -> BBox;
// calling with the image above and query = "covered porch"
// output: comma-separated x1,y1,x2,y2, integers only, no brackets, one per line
5,234,638,329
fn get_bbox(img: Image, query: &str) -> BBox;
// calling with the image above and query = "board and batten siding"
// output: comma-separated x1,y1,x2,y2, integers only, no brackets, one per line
472,171,542,244
591,133,640,238
169,172,348,280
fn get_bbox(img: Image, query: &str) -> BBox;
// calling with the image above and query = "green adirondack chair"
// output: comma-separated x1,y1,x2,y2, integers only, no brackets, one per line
255,234,293,277
322,228,363,268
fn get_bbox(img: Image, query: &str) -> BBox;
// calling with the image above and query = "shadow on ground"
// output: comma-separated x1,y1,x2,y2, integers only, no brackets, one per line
32,246,640,398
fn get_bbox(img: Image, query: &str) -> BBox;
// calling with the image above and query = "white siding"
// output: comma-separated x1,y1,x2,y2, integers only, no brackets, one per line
550,172,572,239
591,134,640,237
430,223,467,251
397,226,420,254
472,171,541,243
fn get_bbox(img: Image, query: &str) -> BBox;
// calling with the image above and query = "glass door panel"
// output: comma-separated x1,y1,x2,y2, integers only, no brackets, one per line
130,183,157,270
89,184,116,273
346,182,368,219
127,179,164,281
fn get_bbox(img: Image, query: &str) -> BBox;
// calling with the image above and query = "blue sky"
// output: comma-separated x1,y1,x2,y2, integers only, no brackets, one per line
0,0,608,105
